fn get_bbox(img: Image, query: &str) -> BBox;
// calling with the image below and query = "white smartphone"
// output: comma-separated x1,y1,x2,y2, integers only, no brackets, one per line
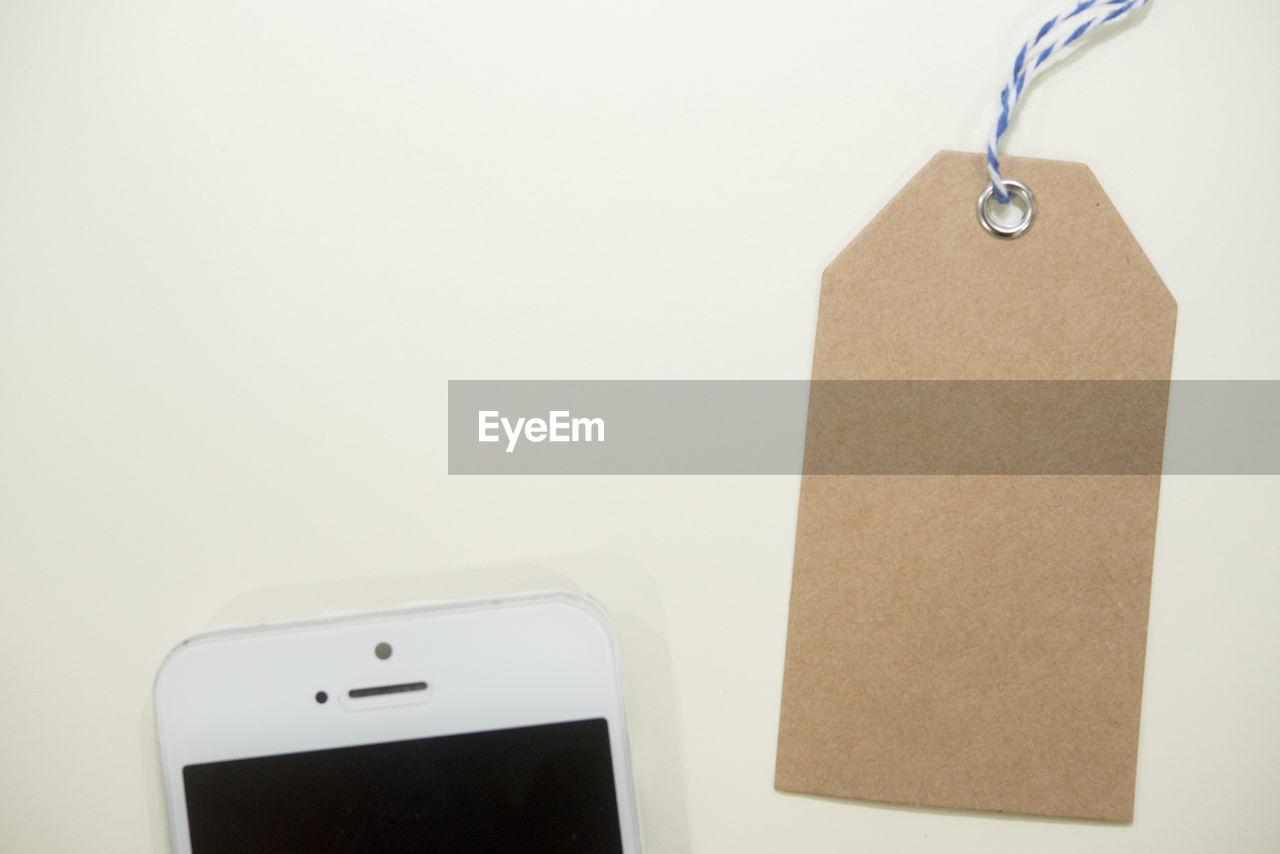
154,591,642,853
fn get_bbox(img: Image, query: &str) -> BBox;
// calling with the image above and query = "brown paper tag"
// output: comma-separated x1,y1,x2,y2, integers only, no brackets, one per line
776,151,1176,821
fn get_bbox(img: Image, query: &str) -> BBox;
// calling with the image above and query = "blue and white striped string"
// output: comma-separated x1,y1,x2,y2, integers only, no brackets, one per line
986,0,1152,203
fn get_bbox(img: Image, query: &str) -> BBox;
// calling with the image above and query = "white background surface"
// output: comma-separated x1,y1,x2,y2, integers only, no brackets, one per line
1,1,1278,851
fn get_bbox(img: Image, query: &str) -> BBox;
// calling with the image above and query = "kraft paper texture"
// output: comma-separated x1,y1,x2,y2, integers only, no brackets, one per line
776,151,1177,821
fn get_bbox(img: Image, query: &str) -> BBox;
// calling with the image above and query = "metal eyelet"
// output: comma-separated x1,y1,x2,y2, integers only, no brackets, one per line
978,179,1036,239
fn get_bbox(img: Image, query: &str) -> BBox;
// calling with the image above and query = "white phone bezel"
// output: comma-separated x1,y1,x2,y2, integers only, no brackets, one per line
154,591,642,853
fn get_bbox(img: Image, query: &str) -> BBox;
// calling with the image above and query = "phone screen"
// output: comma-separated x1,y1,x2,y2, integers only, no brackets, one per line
181,717,624,853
